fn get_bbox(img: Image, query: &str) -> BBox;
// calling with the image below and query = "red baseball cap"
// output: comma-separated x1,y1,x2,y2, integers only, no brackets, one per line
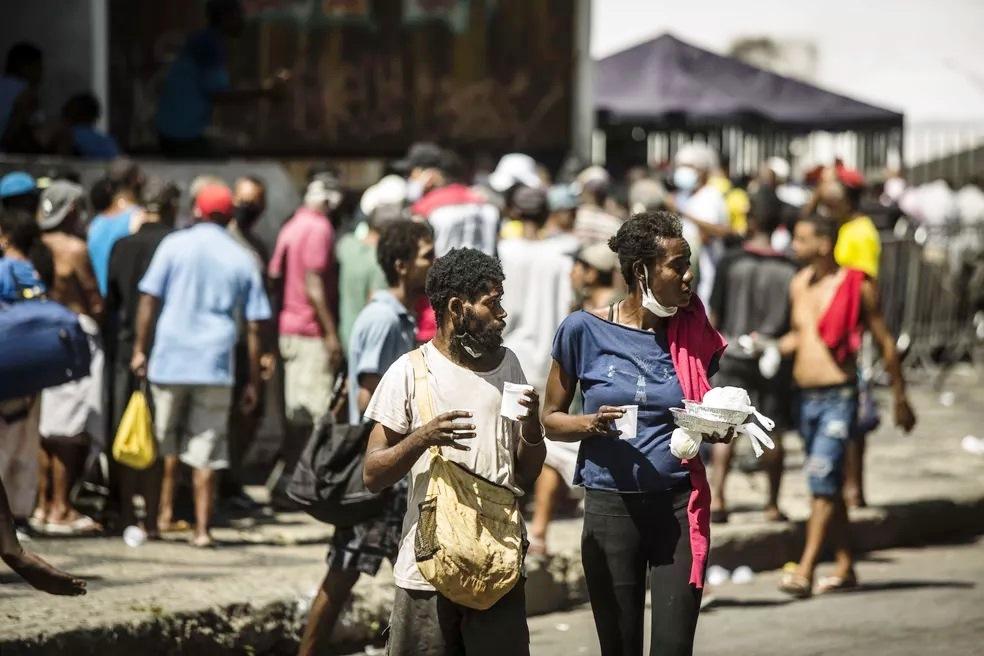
195,183,234,218
834,164,865,189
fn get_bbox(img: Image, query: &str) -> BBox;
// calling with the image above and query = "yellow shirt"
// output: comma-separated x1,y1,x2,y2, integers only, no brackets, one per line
835,215,880,278
710,174,749,234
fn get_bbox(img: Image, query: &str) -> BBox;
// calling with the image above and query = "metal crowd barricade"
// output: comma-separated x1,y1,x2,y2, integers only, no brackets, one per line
877,222,984,383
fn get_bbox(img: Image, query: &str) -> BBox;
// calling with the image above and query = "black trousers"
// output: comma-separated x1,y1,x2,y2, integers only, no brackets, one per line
581,487,703,656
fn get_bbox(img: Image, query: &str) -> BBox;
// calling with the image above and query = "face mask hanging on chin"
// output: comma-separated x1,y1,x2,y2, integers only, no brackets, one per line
455,334,484,359
640,267,678,318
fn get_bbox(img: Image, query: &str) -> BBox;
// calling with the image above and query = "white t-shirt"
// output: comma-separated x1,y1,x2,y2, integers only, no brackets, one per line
500,235,576,392
681,184,728,305
363,342,528,591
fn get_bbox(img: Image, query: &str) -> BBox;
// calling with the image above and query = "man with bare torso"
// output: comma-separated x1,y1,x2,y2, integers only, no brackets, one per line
778,215,915,598
36,181,105,535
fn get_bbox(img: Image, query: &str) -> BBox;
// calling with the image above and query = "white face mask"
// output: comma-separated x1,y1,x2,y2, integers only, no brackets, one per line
640,266,678,317
673,166,699,192
405,179,424,202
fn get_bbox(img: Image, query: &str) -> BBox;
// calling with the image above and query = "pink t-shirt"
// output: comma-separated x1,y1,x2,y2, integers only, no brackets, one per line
268,207,337,337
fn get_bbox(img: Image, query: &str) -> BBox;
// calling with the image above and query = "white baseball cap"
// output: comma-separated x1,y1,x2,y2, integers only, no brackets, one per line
487,153,543,193
360,175,408,217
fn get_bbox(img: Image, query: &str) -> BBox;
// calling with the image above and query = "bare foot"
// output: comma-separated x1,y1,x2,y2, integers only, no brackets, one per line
2,550,87,596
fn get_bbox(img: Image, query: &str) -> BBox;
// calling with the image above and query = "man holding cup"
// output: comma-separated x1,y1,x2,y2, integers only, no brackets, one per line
362,248,545,655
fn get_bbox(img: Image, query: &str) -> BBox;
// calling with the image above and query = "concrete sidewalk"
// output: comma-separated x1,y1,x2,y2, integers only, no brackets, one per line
2,366,983,655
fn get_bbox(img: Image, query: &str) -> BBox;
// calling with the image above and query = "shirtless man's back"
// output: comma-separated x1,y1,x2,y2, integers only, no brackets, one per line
40,230,102,320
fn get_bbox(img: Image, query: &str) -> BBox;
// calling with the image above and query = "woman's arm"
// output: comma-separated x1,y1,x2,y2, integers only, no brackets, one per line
513,389,546,490
541,359,625,442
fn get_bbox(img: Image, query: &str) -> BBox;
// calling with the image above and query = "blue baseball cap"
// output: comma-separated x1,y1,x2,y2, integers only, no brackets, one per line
0,171,37,199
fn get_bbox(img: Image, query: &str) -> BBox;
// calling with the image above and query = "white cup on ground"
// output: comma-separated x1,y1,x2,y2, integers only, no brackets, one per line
501,382,534,421
614,405,639,440
123,525,147,548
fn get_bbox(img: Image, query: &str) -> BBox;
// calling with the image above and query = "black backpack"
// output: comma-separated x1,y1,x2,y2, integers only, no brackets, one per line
286,396,388,527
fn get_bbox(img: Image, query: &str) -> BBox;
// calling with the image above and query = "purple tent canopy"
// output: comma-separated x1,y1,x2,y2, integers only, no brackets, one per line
596,34,903,132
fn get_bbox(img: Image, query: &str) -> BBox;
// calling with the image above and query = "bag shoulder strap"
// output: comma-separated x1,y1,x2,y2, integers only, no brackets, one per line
408,348,439,456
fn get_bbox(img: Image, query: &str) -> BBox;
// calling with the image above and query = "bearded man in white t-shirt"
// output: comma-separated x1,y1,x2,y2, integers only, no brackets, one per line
363,248,546,656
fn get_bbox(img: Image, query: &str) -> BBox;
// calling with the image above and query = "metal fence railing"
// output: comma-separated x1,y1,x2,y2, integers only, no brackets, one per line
878,222,984,383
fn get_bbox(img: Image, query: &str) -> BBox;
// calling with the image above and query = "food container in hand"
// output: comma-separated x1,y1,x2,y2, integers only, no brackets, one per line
683,400,751,427
670,407,734,435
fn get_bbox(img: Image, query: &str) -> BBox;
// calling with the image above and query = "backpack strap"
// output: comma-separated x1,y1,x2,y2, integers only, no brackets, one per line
408,347,439,456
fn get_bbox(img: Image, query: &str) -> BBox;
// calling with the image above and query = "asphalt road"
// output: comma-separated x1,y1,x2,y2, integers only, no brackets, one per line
529,537,984,656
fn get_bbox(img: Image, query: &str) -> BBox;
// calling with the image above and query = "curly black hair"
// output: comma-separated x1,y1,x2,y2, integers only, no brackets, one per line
425,247,504,325
376,219,434,286
608,210,684,290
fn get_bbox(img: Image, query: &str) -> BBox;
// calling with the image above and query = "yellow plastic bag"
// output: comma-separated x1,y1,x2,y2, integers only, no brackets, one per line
112,390,155,470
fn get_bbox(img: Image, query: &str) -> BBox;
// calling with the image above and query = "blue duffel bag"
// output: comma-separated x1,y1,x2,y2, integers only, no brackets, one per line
0,299,91,401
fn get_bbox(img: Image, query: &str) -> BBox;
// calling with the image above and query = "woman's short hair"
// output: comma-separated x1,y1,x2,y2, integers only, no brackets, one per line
608,210,684,289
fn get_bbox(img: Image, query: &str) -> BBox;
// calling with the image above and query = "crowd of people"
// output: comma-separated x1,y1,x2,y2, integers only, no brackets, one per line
1,138,925,655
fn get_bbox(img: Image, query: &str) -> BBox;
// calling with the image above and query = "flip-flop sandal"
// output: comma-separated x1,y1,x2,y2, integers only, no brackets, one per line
45,515,102,536
778,572,813,599
158,520,192,535
189,535,216,549
815,575,859,594
28,510,47,533
764,508,789,523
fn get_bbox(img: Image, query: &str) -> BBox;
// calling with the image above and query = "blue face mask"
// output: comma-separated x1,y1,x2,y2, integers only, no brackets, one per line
673,166,699,192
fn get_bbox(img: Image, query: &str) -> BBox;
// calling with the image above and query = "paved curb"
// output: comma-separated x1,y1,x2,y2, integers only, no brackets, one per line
5,493,983,655
707,492,984,572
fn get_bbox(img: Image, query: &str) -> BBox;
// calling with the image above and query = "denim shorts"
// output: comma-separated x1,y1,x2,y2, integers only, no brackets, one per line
799,385,858,497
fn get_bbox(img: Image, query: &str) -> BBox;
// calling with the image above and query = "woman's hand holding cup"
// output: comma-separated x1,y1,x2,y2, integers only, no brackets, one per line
585,405,627,436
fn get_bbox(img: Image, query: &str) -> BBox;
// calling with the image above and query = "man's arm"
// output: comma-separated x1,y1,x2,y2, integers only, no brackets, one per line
861,279,916,432
304,271,342,371
240,320,263,414
363,412,475,493
130,293,160,377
